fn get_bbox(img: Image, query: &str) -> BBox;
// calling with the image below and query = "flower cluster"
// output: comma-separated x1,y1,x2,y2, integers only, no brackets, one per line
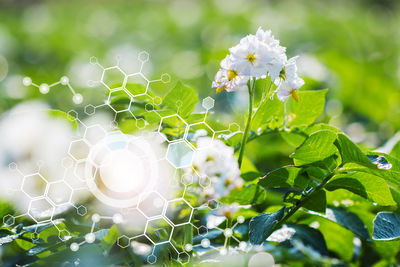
212,27,304,102
185,137,243,202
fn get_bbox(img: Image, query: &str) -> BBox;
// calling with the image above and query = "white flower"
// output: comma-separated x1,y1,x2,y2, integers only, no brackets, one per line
212,55,248,92
229,34,276,77
0,101,80,217
275,56,305,102
213,203,241,219
255,27,287,80
185,137,242,201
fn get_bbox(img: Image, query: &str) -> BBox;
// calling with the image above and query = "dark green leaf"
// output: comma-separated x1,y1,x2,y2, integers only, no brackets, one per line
303,190,326,213
268,224,329,256
241,171,264,182
259,166,306,189
249,207,285,245
373,212,400,241
319,206,371,241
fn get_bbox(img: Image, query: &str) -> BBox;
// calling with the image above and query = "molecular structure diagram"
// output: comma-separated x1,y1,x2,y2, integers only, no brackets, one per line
3,51,250,265
22,75,83,104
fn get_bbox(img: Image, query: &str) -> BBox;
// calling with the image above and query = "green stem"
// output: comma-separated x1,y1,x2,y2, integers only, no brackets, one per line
225,218,232,249
238,79,255,168
184,223,193,246
267,172,335,237
261,79,273,102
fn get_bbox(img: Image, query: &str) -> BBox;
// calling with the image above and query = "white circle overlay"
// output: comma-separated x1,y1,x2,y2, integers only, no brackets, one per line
85,131,159,208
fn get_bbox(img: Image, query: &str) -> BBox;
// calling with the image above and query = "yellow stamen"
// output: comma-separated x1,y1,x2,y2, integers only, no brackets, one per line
206,155,215,162
291,89,299,102
279,68,286,80
246,53,256,63
216,85,226,93
227,69,237,81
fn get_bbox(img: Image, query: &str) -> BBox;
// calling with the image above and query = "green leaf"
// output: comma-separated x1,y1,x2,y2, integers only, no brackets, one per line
373,212,400,241
303,190,326,213
101,225,120,251
335,133,374,167
304,123,341,135
0,229,24,245
339,153,400,191
251,96,284,131
318,206,371,241
291,130,338,165
48,110,78,130
249,207,285,245
326,172,396,206
162,81,199,118
307,217,354,261
220,184,267,205
268,224,329,256
287,89,328,127
390,138,400,159
280,131,307,147
258,166,305,188
241,171,264,182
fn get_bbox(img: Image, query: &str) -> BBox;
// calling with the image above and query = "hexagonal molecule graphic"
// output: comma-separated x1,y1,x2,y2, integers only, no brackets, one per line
15,55,236,265
47,181,72,206
186,122,215,145
22,173,48,198
166,141,194,168
145,217,173,245
117,235,131,248
84,124,107,145
3,214,15,226
28,198,55,223
123,73,149,97
158,115,188,141
138,192,166,218
68,139,90,161
107,90,133,113
165,199,193,226
101,66,126,90
202,97,215,110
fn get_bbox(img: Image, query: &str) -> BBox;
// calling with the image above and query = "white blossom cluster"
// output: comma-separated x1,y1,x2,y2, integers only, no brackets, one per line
185,137,243,202
212,27,304,102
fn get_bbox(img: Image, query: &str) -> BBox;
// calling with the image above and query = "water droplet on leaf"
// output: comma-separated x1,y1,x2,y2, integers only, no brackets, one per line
367,155,392,170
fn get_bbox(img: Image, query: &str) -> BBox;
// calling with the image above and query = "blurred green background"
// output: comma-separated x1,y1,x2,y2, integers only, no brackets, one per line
0,0,399,171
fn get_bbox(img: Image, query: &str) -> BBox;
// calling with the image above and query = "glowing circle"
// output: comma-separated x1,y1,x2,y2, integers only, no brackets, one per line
72,93,83,104
184,244,192,252
70,242,79,251
60,76,69,85
85,233,95,243
248,252,275,267
22,77,32,86
100,150,145,193
85,132,161,208
39,83,50,94
92,213,100,222
201,238,210,248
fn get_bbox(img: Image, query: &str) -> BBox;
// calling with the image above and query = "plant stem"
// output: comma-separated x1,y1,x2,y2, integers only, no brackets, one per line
267,172,335,237
225,218,232,249
238,79,255,168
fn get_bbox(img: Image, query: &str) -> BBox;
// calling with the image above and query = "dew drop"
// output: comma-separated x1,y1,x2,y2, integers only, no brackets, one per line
367,155,392,170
